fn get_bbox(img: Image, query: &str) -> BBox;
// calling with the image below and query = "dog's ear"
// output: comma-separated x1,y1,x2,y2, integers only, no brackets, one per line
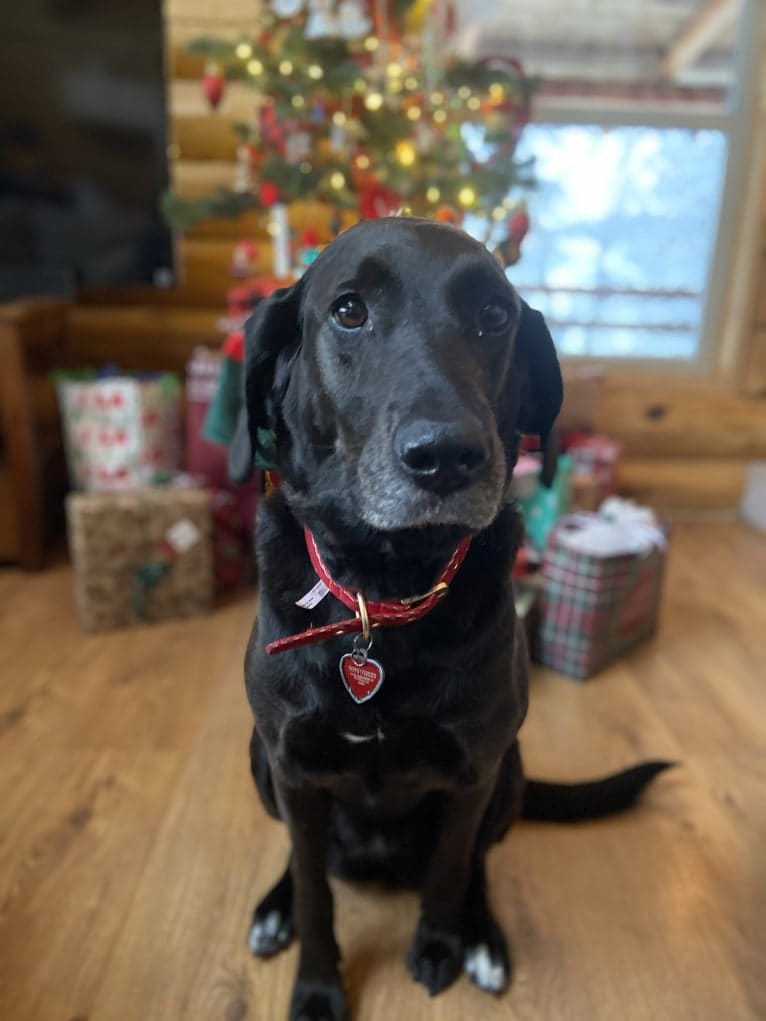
515,300,563,486
228,280,305,485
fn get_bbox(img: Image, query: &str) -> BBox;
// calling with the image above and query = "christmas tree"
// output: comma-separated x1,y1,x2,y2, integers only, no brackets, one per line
162,0,539,269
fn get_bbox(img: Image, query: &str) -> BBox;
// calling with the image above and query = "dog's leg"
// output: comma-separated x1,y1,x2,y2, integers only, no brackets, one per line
406,783,493,997
459,740,522,995
249,860,294,957
274,779,347,1021
461,856,511,995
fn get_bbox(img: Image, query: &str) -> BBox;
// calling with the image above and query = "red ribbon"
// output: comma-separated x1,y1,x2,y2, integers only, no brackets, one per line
265,529,472,655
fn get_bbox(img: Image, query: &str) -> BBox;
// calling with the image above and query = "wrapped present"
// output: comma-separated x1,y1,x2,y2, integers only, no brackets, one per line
508,453,541,500
210,488,255,590
516,454,572,554
185,347,260,551
185,348,231,488
563,433,621,510
56,372,182,491
570,472,602,513
538,502,668,680
66,487,213,632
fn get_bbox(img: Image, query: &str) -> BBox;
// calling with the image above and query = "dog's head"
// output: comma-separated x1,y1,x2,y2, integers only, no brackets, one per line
231,217,561,538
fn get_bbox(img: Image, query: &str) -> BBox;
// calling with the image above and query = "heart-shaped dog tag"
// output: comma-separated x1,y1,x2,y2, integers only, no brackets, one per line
339,653,385,703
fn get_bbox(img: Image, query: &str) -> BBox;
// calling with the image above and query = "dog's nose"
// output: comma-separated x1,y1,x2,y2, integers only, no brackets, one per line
394,419,489,494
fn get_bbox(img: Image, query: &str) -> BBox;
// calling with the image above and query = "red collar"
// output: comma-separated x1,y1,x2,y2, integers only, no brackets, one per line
265,529,472,655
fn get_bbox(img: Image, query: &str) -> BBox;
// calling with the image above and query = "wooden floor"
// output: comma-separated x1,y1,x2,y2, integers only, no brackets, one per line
1,523,765,1021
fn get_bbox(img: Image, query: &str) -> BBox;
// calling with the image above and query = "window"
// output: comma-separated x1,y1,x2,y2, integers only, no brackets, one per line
509,124,727,360
461,0,762,367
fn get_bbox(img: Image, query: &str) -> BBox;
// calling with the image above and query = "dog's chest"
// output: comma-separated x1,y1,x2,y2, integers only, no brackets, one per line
280,709,473,811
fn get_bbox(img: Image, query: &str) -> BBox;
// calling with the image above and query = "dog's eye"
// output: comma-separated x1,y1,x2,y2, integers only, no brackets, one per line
331,294,368,330
479,301,512,334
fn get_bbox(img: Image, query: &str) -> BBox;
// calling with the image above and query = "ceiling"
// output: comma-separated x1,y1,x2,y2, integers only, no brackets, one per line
453,0,742,112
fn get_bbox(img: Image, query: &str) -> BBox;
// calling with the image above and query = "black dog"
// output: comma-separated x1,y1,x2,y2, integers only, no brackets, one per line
230,217,670,1021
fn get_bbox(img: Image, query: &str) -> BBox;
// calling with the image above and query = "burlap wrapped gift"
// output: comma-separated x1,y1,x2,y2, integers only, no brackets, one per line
66,488,213,632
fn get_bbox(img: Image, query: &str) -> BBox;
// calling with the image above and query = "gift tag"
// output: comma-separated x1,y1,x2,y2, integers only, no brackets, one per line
339,653,385,703
164,518,202,554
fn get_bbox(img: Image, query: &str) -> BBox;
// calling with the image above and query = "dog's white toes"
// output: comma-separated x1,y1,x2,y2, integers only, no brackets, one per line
464,943,508,994
248,910,291,956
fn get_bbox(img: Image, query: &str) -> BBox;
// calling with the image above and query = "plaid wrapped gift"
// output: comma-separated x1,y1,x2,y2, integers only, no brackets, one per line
66,487,213,632
539,512,667,679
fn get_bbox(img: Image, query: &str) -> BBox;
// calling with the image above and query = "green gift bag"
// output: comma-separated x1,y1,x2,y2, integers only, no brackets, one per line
517,454,573,553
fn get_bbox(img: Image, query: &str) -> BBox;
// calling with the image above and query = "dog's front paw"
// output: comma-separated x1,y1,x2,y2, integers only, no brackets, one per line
464,940,510,995
248,908,293,957
406,921,463,996
289,979,348,1021
248,875,294,958
461,888,512,994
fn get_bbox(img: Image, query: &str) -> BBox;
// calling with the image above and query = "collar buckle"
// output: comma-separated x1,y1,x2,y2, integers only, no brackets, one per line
399,581,450,607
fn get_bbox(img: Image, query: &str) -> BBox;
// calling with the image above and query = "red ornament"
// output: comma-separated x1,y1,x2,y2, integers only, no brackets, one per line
202,62,225,110
508,201,530,246
434,205,462,226
260,181,280,207
359,181,400,219
495,203,530,268
231,238,259,277
222,330,245,361
302,228,319,247
259,106,287,156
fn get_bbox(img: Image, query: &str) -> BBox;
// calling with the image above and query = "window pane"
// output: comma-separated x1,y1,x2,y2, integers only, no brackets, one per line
506,125,728,359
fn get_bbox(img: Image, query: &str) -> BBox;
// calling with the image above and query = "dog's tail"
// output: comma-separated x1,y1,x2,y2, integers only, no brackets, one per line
522,761,675,823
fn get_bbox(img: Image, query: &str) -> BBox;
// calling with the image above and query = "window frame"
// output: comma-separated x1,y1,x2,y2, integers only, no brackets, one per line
520,0,765,383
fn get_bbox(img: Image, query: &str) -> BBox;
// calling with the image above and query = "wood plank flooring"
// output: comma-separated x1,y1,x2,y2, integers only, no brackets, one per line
1,523,764,1020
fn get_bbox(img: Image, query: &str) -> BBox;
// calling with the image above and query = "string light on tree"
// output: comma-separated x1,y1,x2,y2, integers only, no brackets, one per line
166,0,539,271
396,141,417,167
458,186,477,209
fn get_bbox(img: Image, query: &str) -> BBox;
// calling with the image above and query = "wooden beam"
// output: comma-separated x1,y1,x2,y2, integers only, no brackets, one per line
741,329,766,397
66,306,221,374
616,456,746,514
595,383,766,459
659,0,737,81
